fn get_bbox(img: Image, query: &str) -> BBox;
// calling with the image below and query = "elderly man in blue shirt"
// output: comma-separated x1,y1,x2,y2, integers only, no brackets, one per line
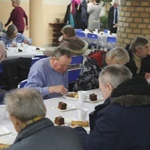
25,47,72,99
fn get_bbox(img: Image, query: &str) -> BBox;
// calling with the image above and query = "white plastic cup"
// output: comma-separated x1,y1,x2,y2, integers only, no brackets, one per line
95,29,98,34
78,91,86,103
78,107,88,121
85,29,88,33
0,105,6,123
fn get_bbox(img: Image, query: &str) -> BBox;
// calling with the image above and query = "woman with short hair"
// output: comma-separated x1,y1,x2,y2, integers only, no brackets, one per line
44,25,89,56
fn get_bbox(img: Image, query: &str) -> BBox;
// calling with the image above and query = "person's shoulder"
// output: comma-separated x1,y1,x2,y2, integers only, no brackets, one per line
17,33,24,37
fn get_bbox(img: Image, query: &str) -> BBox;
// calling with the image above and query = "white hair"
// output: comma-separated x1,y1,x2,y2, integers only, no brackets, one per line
112,0,119,5
99,64,132,89
11,0,20,5
4,88,46,123
106,47,129,64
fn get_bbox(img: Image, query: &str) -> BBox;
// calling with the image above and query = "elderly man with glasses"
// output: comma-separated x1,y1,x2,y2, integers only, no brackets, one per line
25,47,72,99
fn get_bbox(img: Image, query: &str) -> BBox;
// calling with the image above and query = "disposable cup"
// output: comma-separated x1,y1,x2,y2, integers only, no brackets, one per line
78,107,88,121
78,91,86,103
0,105,6,123
95,29,98,34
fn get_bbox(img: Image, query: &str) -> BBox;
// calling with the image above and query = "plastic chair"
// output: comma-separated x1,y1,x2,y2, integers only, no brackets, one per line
68,55,83,82
68,55,83,91
107,36,117,50
75,29,83,32
33,55,48,59
68,68,81,83
87,33,99,50
75,31,86,40
18,79,27,88
70,55,83,65
31,57,40,66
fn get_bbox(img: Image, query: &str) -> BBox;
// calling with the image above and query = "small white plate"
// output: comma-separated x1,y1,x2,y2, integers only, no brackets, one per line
64,92,78,101
85,97,104,103
52,103,77,112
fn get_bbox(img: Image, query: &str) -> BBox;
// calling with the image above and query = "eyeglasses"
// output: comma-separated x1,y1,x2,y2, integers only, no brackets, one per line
56,60,70,68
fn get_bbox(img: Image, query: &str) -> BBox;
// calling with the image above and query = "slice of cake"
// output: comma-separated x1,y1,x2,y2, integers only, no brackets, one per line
18,49,22,52
54,116,64,125
89,93,97,101
58,102,67,110
36,47,40,50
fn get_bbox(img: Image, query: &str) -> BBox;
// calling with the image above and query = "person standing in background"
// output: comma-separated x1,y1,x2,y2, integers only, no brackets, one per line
87,0,101,32
5,0,28,33
108,0,119,33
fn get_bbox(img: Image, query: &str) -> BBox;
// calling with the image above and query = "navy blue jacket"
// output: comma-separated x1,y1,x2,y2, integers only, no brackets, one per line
75,77,150,150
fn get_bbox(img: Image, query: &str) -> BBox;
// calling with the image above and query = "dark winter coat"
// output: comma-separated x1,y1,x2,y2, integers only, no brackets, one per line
6,118,83,150
74,77,150,150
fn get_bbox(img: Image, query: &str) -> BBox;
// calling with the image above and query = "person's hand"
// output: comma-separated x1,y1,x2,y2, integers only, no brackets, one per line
144,73,150,79
11,43,17,47
26,26,29,30
114,23,118,27
48,85,68,95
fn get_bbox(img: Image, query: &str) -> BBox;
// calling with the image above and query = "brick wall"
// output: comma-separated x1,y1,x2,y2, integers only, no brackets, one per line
117,0,150,48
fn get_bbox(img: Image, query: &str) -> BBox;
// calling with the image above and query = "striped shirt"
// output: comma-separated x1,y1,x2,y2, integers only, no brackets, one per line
1,33,32,47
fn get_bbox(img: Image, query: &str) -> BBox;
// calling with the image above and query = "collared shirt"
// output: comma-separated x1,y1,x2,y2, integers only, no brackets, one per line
133,52,142,74
113,8,118,24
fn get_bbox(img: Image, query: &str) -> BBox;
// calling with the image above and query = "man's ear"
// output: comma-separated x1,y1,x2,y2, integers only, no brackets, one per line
106,82,113,92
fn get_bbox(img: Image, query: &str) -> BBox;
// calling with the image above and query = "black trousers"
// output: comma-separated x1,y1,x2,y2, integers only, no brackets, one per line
110,26,117,34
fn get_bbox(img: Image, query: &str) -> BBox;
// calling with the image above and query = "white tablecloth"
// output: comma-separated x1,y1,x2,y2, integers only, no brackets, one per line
0,89,104,145
6,46,45,59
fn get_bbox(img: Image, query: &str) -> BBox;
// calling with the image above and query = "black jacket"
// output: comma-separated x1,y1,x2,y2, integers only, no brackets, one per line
1,57,31,90
126,50,150,77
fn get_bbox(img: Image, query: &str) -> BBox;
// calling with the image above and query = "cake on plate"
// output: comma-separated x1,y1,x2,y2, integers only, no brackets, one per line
54,116,65,125
58,102,67,110
89,93,97,101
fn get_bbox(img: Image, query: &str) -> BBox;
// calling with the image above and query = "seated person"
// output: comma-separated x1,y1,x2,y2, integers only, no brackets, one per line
0,41,6,62
43,25,90,56
25,47,72,99
0,20,5,39
74,64,150,150
1,24,32,47
4,88,83,150
126,35,150,79
141,50,150,74
73,47,129,91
